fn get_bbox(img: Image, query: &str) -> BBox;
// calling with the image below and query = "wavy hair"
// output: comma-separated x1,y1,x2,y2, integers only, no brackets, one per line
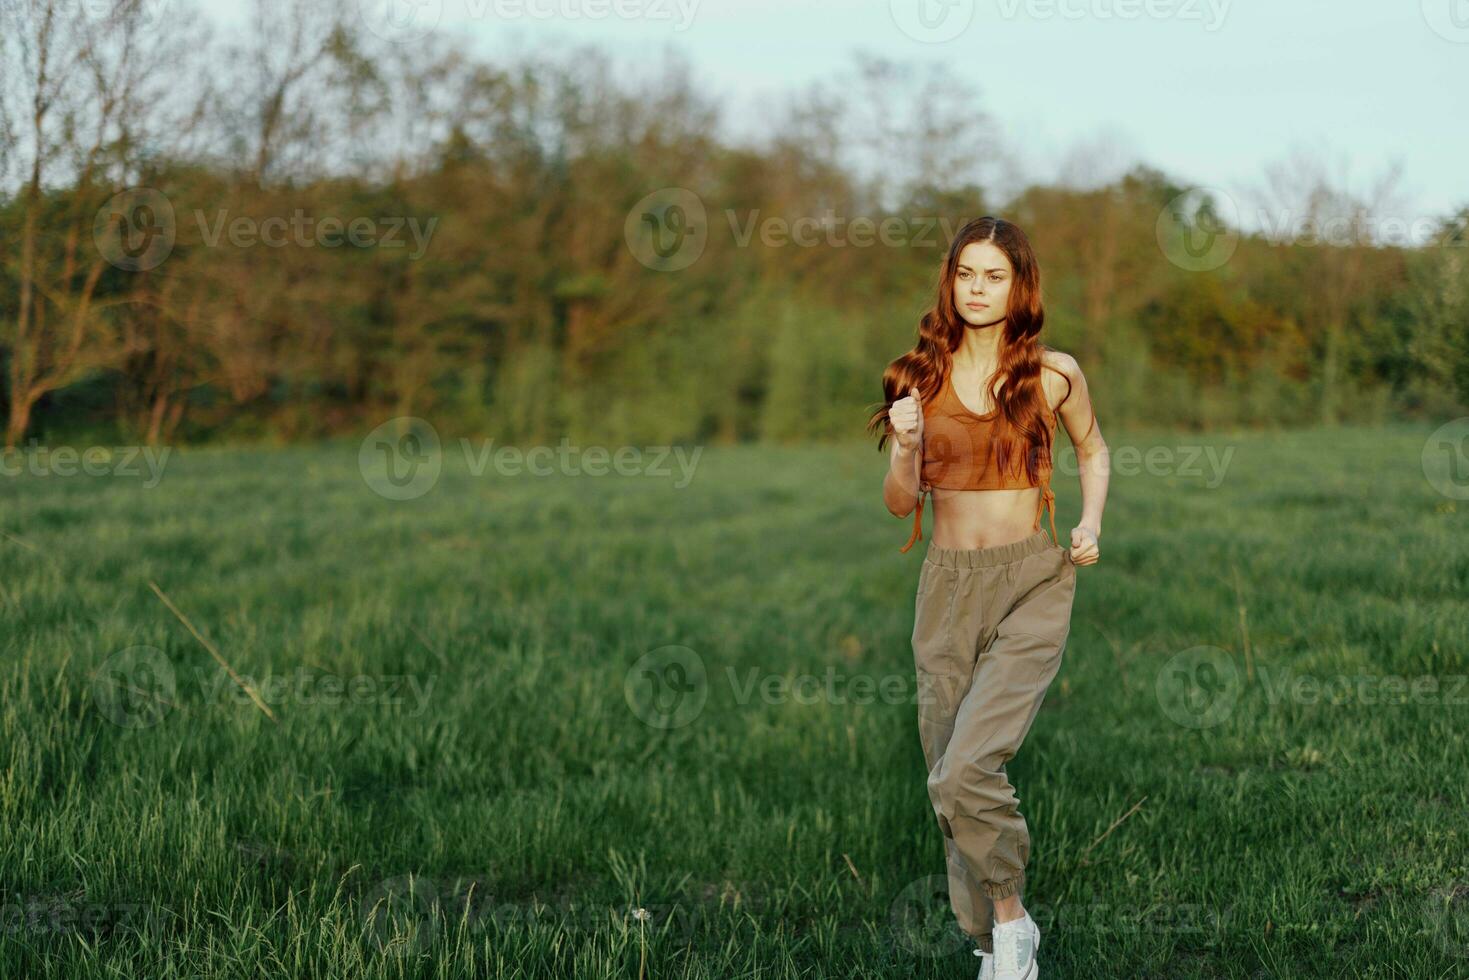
866,216,1055,484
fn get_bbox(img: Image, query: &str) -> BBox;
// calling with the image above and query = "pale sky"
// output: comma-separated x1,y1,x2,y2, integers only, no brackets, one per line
195,0,1469,226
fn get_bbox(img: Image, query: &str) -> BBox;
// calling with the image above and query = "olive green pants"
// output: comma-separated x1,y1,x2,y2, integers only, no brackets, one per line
911,529,1077,950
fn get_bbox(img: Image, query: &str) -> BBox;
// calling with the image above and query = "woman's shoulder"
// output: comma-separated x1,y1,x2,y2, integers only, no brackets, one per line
1039,348,1079,414
1040,347,1080,377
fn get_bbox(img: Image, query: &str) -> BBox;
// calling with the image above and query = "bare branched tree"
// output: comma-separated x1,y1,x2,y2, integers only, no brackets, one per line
1257,147,1404,425
1,0,189,447
204,0,355,185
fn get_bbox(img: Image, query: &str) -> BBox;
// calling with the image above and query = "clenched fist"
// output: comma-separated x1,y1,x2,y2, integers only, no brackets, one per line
890,386,924,454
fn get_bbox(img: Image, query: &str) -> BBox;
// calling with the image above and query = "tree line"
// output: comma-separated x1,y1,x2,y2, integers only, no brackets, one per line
2,0,1466,449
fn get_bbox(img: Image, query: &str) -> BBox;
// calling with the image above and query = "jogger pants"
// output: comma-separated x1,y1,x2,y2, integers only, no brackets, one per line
911,528,1077,950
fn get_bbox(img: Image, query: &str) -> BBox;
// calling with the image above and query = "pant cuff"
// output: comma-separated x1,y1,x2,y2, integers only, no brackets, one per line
983,874,1024,900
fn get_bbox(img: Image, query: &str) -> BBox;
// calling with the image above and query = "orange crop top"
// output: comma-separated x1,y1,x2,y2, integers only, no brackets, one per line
900,372,1059,553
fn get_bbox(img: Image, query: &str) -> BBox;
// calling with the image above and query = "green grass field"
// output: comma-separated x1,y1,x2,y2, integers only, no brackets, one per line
2,424,1467,978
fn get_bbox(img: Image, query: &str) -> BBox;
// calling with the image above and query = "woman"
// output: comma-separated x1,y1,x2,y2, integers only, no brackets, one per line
869,216,1109,980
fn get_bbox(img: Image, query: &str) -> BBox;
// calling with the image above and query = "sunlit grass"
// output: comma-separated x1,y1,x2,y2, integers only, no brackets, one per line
1,424,1466,978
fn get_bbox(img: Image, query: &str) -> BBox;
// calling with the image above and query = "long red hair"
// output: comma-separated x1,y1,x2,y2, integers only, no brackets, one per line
867,216,1055,484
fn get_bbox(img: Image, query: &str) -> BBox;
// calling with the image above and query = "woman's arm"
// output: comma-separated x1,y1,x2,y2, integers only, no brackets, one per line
884,441,922,517
883,387,924,517
1054,353,1109,558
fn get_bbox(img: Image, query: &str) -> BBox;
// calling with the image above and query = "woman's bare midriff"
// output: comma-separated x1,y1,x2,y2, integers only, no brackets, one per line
926,486,1045,549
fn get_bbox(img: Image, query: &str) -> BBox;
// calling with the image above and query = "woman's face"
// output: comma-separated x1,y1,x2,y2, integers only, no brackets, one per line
952,240,1013,328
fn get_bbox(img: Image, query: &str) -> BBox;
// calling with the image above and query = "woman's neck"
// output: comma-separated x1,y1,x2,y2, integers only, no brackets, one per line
952,322,1004,375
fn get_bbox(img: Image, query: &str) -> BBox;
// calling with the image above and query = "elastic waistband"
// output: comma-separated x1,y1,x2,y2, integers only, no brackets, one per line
925,529,1055,568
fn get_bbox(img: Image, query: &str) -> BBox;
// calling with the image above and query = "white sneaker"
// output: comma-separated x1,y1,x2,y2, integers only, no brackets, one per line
973,946,994,980
991,913,1040,980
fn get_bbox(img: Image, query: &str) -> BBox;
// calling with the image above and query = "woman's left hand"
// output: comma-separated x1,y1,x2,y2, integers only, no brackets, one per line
1068,526,1100,565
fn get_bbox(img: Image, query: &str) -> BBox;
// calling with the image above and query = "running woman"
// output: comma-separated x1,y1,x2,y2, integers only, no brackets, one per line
870,216,1110,980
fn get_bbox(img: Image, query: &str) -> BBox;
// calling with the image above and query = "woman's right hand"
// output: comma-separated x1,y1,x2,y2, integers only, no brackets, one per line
890,386,924,454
